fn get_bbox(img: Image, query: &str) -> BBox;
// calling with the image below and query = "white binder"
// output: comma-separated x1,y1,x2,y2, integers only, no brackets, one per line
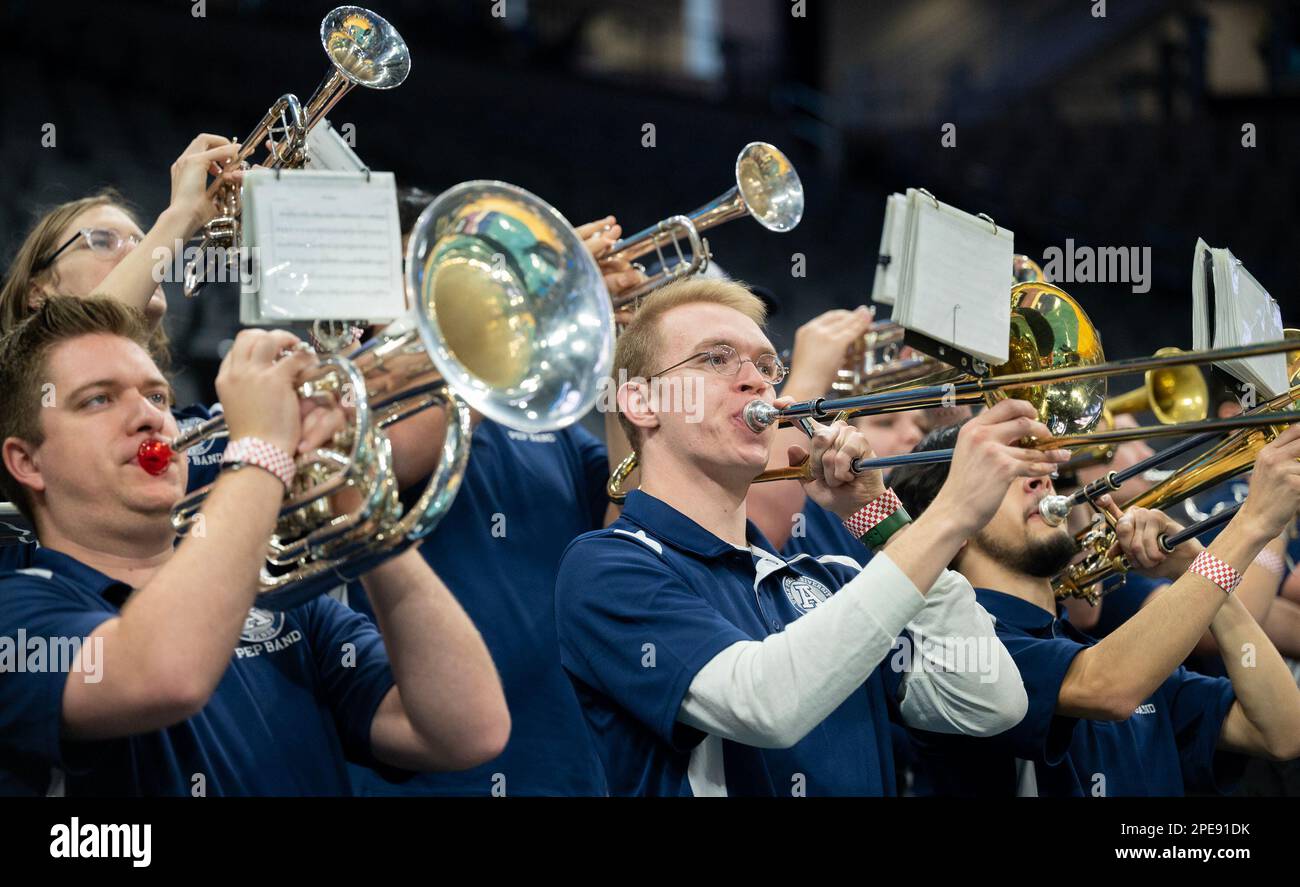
871,188,1014,365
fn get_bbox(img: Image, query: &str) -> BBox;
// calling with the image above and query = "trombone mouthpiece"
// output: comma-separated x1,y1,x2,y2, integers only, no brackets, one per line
1038,495,1072,527
743,400,779,432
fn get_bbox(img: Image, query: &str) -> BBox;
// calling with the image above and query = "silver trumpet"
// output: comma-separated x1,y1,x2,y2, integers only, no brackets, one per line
183,6,410,297
603,142,804,310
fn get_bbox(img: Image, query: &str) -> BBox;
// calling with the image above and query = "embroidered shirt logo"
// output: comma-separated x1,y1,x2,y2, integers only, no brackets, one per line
505,429,557,443
240,608,285,644
782,575,831,612
1133,703,1157,715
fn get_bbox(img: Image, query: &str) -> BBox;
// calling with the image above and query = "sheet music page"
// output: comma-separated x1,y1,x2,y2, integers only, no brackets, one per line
1211,247,1287,397
304,119,369,173
870,193,907,305
1191,238,1211,351
897,193,1013,364
242,169,405,323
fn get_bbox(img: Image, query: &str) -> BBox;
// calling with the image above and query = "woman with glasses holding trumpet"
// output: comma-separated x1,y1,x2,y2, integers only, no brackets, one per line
0,134,245,340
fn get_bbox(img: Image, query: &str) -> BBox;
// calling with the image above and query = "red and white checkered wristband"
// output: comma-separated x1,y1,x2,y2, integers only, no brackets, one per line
1189,550,1242,595
1254,548,1286,578
842,488,911,547
221,437,297,491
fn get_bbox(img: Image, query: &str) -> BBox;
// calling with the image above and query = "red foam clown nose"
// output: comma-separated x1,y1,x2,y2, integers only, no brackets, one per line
137,439,173,476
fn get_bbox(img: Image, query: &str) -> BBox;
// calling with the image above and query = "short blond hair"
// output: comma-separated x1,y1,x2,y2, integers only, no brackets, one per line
614,277,767,452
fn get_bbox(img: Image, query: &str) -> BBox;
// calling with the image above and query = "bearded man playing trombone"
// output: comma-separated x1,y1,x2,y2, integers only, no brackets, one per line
553,277,1072,796
0,298,508,796
890,423,1300,796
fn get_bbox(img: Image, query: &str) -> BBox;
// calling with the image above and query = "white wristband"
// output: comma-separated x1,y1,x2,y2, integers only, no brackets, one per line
222,437,296,490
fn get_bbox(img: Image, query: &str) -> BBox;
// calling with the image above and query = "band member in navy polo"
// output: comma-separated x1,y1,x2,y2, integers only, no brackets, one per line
1062,414,1294,674
553,277,1069,797
0,298,509,796
891,424,1300,796
344,201,643,796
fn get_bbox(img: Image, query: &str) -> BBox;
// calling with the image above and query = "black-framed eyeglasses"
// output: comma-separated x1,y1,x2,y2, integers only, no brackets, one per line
650,343,788,386
35,228,142,272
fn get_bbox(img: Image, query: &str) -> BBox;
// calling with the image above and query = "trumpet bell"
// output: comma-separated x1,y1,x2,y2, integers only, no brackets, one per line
321,6,410,90
606,142,803,310
991,282,1107,436
735,142,804,232
406,180,615,431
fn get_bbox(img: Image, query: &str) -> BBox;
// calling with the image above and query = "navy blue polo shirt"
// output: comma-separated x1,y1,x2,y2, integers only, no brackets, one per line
780,498,870,562
0,403,226,575
555,489,901,797
1091,573,1168,639
348,418,608,796
0,513,34,570
914,588,1244,796
778,499,919,795
0,547,397,796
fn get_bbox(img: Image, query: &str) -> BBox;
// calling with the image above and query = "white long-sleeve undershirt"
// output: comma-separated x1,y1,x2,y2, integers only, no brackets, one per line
677,551,1027,749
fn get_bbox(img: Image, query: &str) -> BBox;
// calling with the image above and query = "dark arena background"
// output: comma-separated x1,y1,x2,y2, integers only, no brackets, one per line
2,0,1299,872
9,0,1299,403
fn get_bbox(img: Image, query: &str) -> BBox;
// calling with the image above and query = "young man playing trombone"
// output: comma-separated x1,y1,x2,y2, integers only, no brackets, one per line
0,298,509,795
890,423,1300,796
553,277,1068,796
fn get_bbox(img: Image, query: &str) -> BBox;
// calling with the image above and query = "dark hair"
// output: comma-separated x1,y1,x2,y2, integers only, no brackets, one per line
0,296,152,521
889,422,964,519
398,186,436,237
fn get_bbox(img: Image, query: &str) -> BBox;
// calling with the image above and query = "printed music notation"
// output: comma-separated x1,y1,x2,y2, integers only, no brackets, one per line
242,169,406,323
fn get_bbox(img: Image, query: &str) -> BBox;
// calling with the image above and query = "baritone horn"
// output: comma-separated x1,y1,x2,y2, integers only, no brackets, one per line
184,6,410,296
602,142,804,311
171,180,615,610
